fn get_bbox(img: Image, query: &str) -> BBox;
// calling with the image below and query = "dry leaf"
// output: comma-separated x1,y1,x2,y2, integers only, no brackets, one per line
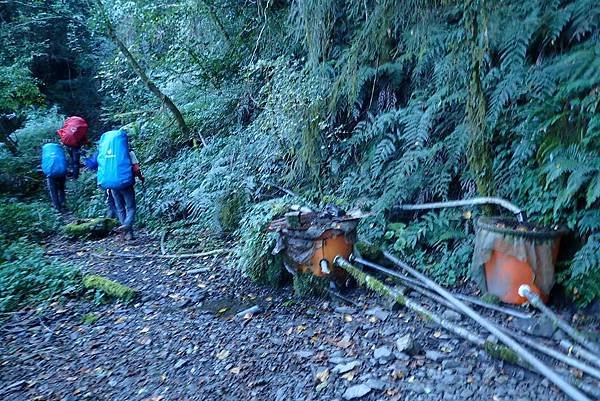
368,316,379,323
315,381,328,392
315,368,329,383
216,350,230,360
343,314,353,322
341,371,356,381
115,317,126,324
296,325,307,333
440,346,453,353
433,330,442,338
230,367,241,374
140,327,150,334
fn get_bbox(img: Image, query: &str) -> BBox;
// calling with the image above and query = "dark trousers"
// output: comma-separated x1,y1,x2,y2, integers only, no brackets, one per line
66,146,81,179
111,185,136,232
47,176,66,211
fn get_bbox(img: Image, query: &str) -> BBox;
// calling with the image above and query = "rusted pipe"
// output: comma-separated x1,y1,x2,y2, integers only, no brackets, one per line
384,251,591,401
519,285,600,356
393,197,525,222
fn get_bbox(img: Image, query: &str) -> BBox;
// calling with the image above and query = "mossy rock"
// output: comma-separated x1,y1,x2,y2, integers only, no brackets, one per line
83,274,137,302
64,218,119,239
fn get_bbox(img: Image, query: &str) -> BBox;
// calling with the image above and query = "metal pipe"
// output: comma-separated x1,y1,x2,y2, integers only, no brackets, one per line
393,197,525,222
383,251,591,401
560,339,600,369
352,255,533,320
498,328,600,380
519,285,600,356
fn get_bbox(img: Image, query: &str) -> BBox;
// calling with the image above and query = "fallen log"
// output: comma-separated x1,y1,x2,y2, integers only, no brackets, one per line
519,285,600,356
381,252,592,401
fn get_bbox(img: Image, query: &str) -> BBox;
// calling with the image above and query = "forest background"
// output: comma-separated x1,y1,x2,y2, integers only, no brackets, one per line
0,0,598,311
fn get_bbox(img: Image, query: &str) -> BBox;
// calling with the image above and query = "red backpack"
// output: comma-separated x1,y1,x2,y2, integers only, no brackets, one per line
57,116,89,147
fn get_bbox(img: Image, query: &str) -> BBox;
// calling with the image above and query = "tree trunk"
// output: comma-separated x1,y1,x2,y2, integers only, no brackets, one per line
93,0,206,146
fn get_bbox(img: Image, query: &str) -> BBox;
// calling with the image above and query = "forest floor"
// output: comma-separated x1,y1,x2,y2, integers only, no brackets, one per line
0,231,593,401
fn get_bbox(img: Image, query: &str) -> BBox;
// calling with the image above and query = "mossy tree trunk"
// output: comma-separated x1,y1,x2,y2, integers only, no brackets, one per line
92,0,206,146
465,0,494,198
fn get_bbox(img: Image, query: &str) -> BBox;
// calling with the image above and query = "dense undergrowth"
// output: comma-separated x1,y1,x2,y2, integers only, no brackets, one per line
1,0,599,307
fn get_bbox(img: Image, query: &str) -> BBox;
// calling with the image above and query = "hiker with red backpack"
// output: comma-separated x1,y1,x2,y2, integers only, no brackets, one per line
57,116,90,179
97,129,145,240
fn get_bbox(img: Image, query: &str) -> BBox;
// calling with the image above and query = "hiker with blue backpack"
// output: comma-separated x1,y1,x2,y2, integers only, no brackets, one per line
97,129,145,240
41,143,68,211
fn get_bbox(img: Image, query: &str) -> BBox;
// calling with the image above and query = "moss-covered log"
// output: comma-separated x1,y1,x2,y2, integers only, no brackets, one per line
83,274,137,302
64,218,119,239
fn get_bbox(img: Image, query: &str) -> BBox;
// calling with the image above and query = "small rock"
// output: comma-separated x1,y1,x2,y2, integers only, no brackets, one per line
333,360,361,374
365,307,390,321
541,378,550,388
441,309,461,322
425,350,444,362
513,316,555,338
482,366,496,383
441,359,460,370
373,346,392,360
335,306,356,314
342,384,372,400
395,334,414,353
293,350,314,359
364,378,386,391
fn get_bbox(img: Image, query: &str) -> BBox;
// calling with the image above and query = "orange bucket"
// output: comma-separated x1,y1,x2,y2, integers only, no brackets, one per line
474,217,565,305
299,229,353,279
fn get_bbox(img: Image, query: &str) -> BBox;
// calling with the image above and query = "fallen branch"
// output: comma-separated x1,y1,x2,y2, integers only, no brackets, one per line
160,230,169,255
519,285,600,356
91,248,228,260
381,252,592,401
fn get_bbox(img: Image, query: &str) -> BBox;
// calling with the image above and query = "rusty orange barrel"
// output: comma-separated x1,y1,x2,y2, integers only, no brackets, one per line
300,229,353,278
473,217,566,305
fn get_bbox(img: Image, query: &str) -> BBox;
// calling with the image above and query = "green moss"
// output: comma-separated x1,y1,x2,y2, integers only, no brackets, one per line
293,272,328,297
82,313,100,324
355,241,383,260
481,293,501,305
483,341,521,365
83,275,137,302
64,218,119,239
335,256,406,306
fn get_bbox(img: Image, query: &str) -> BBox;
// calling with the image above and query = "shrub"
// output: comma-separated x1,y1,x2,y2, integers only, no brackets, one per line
236,197,292,286
0,201,60,243
0,241,81,312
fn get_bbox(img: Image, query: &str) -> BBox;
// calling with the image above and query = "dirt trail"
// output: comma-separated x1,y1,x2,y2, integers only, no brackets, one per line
1,233,570,401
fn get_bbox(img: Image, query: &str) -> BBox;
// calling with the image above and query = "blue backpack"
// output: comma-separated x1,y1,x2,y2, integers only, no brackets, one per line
41,143,67,177
97,130,133,190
